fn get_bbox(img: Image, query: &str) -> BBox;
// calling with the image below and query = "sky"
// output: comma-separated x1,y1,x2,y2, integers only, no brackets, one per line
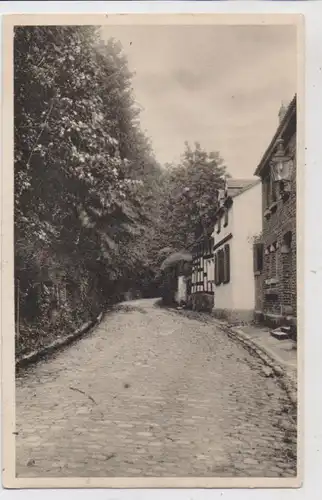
101,24,297,179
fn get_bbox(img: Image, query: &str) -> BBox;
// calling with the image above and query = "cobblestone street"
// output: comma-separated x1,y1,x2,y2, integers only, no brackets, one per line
15,299,297,478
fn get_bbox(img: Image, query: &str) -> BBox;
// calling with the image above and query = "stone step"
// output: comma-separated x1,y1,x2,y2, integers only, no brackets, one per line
270,328,290,340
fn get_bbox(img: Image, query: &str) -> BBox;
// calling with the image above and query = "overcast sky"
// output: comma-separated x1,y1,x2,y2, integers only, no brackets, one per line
101,24,297,179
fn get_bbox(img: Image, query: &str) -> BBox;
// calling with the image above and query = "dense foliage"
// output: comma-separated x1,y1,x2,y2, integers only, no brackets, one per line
15,26,229,356
14,26,161,355
158,142,228,250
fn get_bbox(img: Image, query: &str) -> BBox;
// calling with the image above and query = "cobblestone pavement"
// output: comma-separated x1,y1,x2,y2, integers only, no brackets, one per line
15,299,297,478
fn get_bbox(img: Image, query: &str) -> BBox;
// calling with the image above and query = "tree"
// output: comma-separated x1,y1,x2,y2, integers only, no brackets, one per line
159,142,229,250
14,26,163,353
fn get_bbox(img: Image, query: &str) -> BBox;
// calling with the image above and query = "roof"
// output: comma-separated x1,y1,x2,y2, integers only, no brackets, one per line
187,178,260,251
254,95,296,177
227,178,261,198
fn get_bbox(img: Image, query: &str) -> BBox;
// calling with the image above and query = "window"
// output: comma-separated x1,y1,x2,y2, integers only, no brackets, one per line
223,209,229,227
266,242,278,279
207,236,213,256
218,250,224,285
253,243,264,273
215,248,230,285
215,253,220,285
272,250,278,278
223,244,230,283
208,257,215,283
218,249,224,284
216,216,221,234
282,231,292,254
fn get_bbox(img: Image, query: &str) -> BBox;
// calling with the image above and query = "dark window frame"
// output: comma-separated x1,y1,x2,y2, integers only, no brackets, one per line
215,252,220,285
216,215,221,234
223,244,230,284
223,208,229,227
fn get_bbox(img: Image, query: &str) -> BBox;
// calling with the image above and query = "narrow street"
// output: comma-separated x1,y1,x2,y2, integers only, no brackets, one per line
16,299,296,478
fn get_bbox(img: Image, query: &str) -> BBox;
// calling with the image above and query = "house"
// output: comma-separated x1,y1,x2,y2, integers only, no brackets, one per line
212,178,262,322
175,262,192,306
190,233,215,311
160,251,192,306
253,96,297,333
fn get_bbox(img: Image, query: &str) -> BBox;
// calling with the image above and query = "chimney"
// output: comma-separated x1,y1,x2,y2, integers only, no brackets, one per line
278,100,290,124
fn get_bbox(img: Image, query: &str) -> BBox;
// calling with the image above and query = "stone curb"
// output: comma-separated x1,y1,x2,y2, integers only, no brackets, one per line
214,319,297,407
16,312,104,369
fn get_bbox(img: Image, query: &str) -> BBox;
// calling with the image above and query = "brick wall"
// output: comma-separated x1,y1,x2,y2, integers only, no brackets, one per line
254,274,264,314
255,129,297,326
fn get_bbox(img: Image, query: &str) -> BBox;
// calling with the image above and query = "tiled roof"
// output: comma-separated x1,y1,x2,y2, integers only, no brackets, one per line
227,178,260,198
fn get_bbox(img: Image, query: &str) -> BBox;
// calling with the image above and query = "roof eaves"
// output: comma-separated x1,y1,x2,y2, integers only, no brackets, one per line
230,179,261,198
254,95,296,177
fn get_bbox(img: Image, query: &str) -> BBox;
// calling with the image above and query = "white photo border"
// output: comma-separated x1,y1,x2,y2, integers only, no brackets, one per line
1,1,321,499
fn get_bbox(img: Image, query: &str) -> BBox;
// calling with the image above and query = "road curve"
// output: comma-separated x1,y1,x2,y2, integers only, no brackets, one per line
16,299,296,478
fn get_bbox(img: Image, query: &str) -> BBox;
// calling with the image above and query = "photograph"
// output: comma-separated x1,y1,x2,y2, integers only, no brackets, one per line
1,13,303,488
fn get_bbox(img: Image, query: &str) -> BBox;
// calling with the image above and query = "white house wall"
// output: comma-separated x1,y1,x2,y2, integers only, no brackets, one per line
205,257,214,289
231,183,262,311
212,206,234,311
175,275,187,304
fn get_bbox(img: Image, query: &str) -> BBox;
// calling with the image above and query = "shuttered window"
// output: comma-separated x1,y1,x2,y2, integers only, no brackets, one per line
218,249,224,284
223,244,230,283
215,253,220,285
214,247,230,285
220,249,225,284
224,209,229,227
216,216,221,234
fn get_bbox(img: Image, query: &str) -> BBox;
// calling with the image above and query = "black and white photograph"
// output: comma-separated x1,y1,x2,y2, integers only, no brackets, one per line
2,14,303,488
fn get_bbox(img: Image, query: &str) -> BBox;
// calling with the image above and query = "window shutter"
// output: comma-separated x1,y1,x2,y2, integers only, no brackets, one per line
224,209,229,227
214,253,218,285
217,216,221,234
224,244,230,283
221,250,224,283
218,249,223,285
215,253,219,285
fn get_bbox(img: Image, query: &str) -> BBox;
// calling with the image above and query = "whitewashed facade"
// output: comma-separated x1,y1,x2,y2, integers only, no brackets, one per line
212,179,262,322
175,275,188,304
191,236,214,295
